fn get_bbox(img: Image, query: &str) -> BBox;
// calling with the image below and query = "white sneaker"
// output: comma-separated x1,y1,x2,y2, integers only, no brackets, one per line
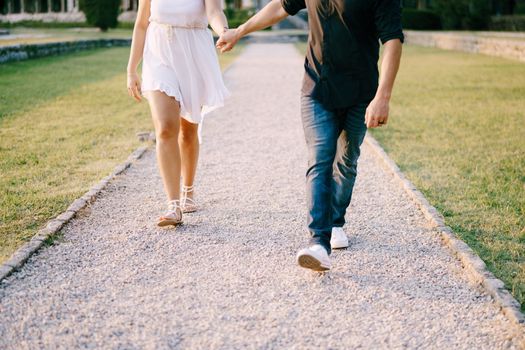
296,244,331,271
331,227,349,249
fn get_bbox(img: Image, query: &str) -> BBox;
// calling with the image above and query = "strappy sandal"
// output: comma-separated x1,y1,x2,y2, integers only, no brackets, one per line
181,185,198,213
158,199,183,227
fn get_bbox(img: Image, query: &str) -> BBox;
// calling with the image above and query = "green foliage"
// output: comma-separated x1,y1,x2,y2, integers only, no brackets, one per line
225,8,255,29
402,0,432,9
492,0,524,14
402,0,419,8
466,0,492,28
402,9,442,29
433,0,491,29
224,0,235,10
517,0,525,14
81,0,120,31
490,15,525,30
117,21,134,30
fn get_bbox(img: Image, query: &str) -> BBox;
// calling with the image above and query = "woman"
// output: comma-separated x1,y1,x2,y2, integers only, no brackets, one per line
127,0,230,227
217,0,403,271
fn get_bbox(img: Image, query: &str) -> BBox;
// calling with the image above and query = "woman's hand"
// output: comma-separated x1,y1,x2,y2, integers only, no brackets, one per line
216,0,289,54
127,72,142,102
217,29,241,53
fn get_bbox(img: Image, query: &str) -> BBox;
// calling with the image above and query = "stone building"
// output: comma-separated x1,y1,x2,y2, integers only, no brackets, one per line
0,0,264,23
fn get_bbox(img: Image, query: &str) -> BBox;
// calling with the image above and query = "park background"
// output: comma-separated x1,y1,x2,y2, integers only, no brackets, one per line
0,0,524,315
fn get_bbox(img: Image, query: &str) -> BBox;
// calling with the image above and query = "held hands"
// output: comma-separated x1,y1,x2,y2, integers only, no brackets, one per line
216,28,240,53
127,72,142,102
365,96,390,128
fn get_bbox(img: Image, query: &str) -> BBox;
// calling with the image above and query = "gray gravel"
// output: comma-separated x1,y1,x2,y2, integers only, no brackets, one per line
0,43,523,349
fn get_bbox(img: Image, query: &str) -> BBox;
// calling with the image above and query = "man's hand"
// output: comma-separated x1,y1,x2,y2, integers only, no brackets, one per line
365,97,389,128
366,39,402,128
216,28,240,53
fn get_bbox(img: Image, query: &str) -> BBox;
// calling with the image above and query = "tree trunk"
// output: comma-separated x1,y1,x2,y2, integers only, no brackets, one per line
417,0,427,9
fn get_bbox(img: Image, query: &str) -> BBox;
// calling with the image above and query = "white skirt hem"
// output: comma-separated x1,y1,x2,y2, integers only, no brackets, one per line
142,83,230,125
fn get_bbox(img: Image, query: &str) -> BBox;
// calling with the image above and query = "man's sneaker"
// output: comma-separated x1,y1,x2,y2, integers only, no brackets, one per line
331,227,349,249
296,244,331,271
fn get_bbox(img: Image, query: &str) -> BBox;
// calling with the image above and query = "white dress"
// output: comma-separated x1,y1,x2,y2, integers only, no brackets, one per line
142,0,229,128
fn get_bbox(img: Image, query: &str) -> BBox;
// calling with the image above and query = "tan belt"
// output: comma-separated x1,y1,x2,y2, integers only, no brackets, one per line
151,20,207,41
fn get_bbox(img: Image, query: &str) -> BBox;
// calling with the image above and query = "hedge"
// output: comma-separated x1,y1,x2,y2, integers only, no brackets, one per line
0,39,131,64
0,20,91,29
489,15,525,31
432,0,491,30
402,9,442,30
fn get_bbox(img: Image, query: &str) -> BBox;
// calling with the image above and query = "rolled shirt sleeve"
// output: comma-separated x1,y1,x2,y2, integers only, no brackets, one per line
281,0,306,16
374,0,405,44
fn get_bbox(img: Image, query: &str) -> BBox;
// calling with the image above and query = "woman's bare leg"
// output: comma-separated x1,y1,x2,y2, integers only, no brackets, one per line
147,91,182,201
179,117,200,200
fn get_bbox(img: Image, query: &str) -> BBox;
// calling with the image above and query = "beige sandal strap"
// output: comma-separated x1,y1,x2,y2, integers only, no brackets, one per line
167,199,181,210
182,185,195,194
183,197,196,205
181,185,196,209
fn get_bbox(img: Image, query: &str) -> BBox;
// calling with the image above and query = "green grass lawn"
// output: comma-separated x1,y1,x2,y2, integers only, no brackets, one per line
295,43,525,310
0,44,243,263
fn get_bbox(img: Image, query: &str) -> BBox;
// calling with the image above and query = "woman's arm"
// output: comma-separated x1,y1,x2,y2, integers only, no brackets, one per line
126,0,151,102
205,0,229,37
216,0,289,52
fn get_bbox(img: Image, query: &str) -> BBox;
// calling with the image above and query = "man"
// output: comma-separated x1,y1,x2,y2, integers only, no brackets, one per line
217,0,403,272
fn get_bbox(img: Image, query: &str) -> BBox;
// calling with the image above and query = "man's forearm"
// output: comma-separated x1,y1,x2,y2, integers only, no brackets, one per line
376,39,402,100
237,0,288,37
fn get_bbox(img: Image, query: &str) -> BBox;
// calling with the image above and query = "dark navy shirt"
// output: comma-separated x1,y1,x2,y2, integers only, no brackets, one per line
281,0,404,110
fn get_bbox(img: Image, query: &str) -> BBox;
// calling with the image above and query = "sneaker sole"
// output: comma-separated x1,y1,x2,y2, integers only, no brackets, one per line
157,219,183,227
297,254,330,272
331,240,349,249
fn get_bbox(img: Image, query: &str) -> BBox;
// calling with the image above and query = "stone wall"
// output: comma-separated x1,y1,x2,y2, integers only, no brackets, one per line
0,11,85,23
404,30,525,62
0,39,131,64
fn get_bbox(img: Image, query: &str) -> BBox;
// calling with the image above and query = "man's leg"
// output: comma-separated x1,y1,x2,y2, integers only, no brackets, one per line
332,103,368,228
301,95,340,255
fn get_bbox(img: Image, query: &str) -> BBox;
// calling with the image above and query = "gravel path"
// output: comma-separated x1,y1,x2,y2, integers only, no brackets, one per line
0,43,523,349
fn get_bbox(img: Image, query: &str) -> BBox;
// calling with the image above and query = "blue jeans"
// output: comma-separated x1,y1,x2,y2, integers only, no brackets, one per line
301,94,368,254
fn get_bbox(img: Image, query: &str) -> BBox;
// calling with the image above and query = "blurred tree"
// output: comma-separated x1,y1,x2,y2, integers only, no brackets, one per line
433,0,491,29
401,0,418,8
492,0,517,14
81,0,120,31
